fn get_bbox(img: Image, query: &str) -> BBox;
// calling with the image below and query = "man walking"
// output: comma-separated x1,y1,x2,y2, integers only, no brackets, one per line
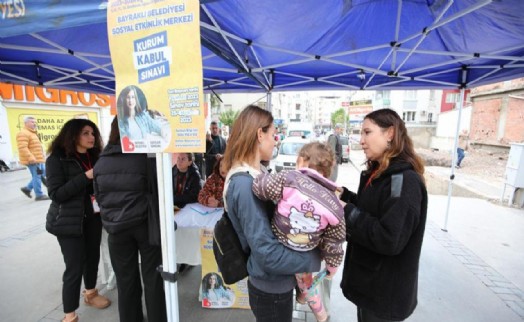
328,123,343,182
456,129,469,168
205,121,227,178
17,116,49,200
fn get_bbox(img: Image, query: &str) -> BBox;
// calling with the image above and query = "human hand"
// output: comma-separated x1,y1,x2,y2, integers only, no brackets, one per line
215,154,222,160
208,197,219,207
85,169,94,179
206,132,212,141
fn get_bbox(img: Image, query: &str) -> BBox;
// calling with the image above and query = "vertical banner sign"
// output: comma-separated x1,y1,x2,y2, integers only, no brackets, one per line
200,229,250,309
107,0,205,153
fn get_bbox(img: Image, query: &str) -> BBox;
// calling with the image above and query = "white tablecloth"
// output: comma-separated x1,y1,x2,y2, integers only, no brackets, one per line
174,203,222,265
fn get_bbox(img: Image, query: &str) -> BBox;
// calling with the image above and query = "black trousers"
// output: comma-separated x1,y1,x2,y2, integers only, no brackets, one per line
248,280,294,322
57,214,102,313
358,307,401,322
108,224,166,322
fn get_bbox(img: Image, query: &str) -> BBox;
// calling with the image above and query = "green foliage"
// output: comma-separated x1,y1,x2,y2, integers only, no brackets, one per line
219,109,240,127
331,108,349,127
210,93,221,108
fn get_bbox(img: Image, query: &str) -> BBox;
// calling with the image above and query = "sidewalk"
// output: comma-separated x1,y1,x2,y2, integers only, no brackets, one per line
0,163,523,321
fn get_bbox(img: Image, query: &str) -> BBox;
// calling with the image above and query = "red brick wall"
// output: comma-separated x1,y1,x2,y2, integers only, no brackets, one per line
505,97,524,143
470,98,502,145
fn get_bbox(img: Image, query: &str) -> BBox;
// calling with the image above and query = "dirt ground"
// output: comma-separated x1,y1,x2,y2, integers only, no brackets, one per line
416,147,508,181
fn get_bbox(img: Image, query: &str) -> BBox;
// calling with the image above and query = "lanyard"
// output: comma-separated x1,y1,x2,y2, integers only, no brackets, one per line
75,152,92,171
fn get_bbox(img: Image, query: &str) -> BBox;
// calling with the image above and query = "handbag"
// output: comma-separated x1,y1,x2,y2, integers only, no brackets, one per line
212,210,249,285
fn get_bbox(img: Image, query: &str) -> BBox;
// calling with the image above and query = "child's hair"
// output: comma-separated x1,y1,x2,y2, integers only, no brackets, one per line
298,141,334,178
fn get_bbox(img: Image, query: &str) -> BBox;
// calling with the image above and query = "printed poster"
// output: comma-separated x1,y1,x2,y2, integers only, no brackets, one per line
199,229,250,309
6,108,98,156
107,0,205,153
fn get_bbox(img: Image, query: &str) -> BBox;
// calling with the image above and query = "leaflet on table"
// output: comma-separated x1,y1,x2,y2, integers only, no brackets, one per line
200,229,250,309
189,203,222,216
107,0,205,153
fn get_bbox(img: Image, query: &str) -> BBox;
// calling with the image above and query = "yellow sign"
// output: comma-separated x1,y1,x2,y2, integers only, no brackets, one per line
6,108,98,155
200,229,250,309
107,0,205,153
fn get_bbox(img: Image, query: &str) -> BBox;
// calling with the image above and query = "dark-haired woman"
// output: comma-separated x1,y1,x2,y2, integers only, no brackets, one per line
45,119,110,322
116,85,162,140
339,108,428,322
94,117,166,322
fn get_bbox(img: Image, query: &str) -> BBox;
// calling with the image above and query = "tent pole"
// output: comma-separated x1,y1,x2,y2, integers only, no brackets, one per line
156,153,179,322
442,87,466,232
267,91,272,113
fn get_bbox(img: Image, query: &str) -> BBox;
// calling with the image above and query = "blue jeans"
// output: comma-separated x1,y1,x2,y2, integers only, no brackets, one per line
248,280,293,322
457,148,465,166
25,163,44,197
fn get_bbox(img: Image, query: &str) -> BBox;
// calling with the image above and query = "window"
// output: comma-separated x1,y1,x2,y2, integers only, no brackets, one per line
411,112,416,121
446,93,459,103
405,90,417,100
428,113,433,122
402,112,407,121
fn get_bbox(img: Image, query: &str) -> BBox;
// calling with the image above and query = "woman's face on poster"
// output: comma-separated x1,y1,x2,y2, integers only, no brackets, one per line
209,274,217,287
126,90,137,111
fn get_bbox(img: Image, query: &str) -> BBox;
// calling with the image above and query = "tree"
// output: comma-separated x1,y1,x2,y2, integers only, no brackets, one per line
331,108,349,128
219,109,240,128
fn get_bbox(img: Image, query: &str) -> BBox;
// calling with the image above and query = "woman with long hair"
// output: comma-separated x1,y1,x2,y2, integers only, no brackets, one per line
93,117,166,322
222,105,320,322
116,85,162,140
45,118,110,322
200,272,233,303
339,108,428,322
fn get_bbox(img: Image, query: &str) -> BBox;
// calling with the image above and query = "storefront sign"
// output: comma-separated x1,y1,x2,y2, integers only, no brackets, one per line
0,83,112,108
6,108,98,156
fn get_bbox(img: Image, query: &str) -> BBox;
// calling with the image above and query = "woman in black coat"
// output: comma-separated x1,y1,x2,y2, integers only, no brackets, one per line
93,117,166,322
340,109,427,322
172,152,202,208
45,119,110,322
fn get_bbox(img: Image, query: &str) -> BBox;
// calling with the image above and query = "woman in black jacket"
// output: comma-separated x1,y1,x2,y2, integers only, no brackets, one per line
45,119,110,322
172,152,202,208
340,109,427,322
93,117,166,322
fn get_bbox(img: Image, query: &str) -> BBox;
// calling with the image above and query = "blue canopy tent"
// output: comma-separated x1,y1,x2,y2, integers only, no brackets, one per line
2,1,524,321
2,0,524,93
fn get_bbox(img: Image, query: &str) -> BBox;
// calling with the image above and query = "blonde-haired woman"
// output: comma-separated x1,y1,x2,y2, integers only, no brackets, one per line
222,105,320,322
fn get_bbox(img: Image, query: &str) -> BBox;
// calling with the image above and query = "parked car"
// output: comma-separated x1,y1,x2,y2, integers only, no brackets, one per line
272,136,310,172
339,135,350,163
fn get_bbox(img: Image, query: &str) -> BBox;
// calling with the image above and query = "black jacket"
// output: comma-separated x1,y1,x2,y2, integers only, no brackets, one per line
205,135,227,176
93,144,152,234
45,151,97,237
340,160,427,320
172,163,202,208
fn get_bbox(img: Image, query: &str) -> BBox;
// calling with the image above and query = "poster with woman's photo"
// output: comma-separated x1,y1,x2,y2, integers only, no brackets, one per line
107,1,205,153
199,229,250,309
116,85,171,153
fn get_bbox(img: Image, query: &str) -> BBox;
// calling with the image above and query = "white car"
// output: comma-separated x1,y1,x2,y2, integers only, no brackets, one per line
272,136,310,173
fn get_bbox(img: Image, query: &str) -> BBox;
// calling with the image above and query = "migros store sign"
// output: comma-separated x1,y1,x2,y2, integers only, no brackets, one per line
0,82,112,108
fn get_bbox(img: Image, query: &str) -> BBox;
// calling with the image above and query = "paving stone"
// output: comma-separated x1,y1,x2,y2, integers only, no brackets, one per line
292,310,306,320
490,286,517,295
504,301,524,319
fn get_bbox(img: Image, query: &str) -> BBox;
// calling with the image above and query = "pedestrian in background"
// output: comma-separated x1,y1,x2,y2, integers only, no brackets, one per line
17,116,49,200
205,121,227,178
327,123,343,182
94,117,166,322
456,129,469,168
45,119,110,322
339,109,427,322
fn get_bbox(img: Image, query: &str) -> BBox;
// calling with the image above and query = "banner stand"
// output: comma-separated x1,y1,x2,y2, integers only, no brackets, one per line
156,152,179,322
